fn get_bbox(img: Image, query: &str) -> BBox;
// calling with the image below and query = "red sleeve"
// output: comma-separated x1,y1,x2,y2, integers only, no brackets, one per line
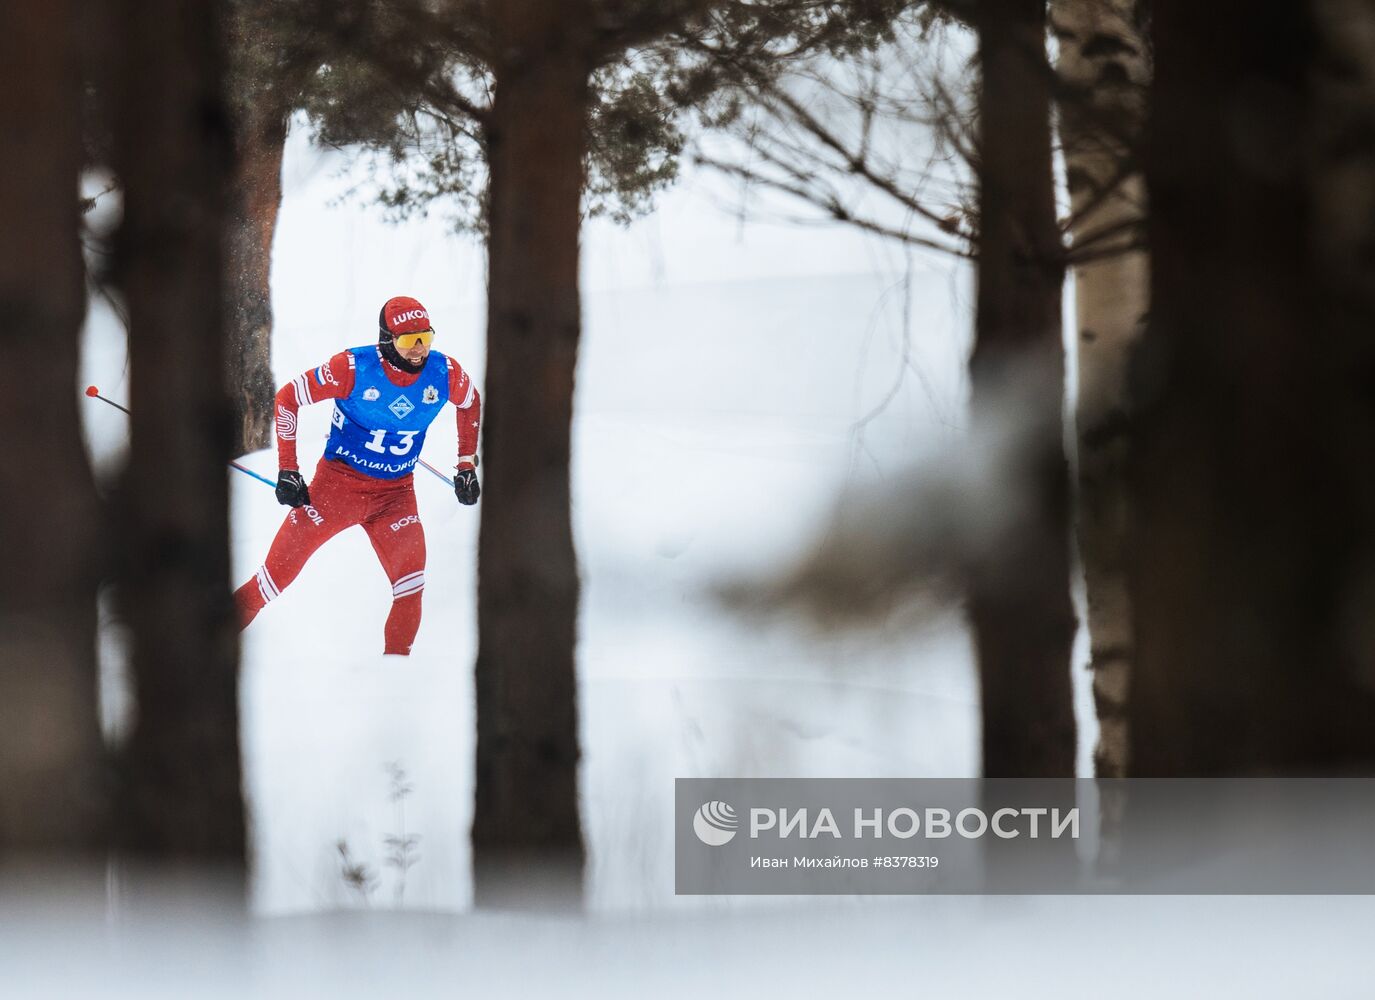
448,358,481,470
275,352,355,471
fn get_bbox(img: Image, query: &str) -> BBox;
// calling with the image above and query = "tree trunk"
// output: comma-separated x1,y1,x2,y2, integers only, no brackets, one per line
969,0,1078,779
112,0,246,875
1051,0,1148,781
1129,0,1375,775
225,100,287,457
472,0,593,906
0,0,107,860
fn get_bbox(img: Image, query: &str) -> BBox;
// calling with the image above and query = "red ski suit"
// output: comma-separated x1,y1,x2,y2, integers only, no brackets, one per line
234,347,480,654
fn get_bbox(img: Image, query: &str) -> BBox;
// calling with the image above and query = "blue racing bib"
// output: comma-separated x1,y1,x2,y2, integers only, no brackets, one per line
324,346,451,479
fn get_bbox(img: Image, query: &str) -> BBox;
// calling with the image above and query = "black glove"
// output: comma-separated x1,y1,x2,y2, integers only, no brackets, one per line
276,469,311,508
454,467,480,505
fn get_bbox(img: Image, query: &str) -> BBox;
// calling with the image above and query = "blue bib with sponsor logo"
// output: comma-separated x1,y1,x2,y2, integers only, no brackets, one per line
325,346,450,479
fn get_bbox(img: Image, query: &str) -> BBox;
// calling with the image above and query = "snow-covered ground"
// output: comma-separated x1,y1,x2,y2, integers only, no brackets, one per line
79,118,1099,915
7,894,1375,998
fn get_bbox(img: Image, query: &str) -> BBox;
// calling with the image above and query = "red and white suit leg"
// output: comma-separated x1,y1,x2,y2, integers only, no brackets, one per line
233,461,363,628
362,487,427,655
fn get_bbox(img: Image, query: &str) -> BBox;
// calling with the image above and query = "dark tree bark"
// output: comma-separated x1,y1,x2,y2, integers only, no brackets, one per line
1128,0,1375,775
225,99,288,457
472,0,594,905
968,0,1078,778
0,0,107,858
112,0,246,873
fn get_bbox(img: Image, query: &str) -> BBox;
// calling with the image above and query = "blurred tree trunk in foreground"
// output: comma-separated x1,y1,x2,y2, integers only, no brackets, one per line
0,0,107,859
1051,0,1148,780
473,0,720,906
473,0,594,905
1130,0,1375,775
969,0,1078,778
112,0,246,878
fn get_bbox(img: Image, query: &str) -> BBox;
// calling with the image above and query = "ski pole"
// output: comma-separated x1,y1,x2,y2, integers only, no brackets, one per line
417,459,454,488
85,385,277,489
84,385,130,415
87,386,455,489
229,461,278,489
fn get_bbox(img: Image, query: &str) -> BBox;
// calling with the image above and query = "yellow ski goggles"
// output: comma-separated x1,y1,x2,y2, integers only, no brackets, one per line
392,329,434,351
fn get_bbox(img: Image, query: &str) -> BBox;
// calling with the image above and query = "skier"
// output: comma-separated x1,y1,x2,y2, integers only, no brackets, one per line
234,295,481,655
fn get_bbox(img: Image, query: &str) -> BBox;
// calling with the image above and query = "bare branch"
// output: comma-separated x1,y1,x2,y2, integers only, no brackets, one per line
754,80,964,232
1063,215,1146,264
693,152,973,259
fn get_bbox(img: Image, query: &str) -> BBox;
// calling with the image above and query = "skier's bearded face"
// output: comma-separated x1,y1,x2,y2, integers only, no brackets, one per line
396,335,431,365
382,328,433,372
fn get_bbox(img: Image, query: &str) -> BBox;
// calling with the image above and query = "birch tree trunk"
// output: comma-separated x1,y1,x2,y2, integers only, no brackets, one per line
969,0,1078,779
0,0,107,861
1051,0,1149,781
113,0,246,877
472,0,593,907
